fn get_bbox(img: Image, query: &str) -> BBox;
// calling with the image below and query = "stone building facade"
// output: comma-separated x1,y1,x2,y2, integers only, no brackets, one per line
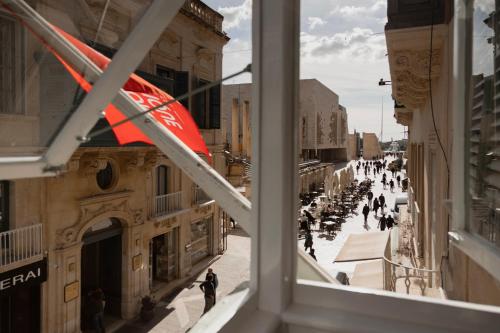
0,1,229,332
362,132,383,160
386,0,500,306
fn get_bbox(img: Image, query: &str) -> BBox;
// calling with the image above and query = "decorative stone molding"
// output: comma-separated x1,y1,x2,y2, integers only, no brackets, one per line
143,153,158,170
81,157,108,176
55,191,143,248
126,152,146,172
386,24,446,110
395,108,413,126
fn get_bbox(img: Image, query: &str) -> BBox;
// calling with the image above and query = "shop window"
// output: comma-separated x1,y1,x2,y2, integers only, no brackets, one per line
0,14,23,115
467,2,500,248
0,181,9,233
190,216,211,264
156,165,170,196
192,79,221,129
150,228,178,286
96,161,116,190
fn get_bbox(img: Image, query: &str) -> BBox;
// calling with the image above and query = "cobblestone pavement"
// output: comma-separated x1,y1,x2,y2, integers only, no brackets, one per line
116,228,250,333
299,156,405,279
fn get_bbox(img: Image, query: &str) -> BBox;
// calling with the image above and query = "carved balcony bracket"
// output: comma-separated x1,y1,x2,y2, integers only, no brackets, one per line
386,25,447,111
126,152,146,172
81,157,108,176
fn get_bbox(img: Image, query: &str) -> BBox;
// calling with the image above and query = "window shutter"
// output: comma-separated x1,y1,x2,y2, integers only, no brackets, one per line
0,181,9,233
209,83,221,129
174,71,189,109
192,78,207,128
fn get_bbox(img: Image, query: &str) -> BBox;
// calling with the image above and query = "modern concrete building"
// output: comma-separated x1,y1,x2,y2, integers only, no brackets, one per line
222,80,349,196
0,1,230,332
386,0,500,306
362,132,383,160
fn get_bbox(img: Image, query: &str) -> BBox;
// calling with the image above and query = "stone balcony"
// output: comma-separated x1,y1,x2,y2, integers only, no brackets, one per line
181,0,228,38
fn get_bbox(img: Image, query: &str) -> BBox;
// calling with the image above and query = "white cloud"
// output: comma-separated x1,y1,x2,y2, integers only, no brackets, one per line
307,17,327,31
218,0,252,30
301,27,386,62
330,1,386,18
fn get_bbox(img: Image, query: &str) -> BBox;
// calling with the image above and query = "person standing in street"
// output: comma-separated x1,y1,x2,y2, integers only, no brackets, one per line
367,190,373,208
200,275,216,314
304,229,313,251
373,198,380,216
389,179,395,193
378,214,387,231
205,268,219,304
362,204,370,227
396,175,401,187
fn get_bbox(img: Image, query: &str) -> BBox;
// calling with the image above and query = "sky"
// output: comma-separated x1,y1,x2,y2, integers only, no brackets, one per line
203,0,405,141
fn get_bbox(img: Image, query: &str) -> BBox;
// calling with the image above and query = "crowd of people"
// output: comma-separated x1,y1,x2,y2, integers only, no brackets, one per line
300,153,405,262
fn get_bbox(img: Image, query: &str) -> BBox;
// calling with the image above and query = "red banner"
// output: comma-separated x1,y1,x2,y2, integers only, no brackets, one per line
51,26,211,160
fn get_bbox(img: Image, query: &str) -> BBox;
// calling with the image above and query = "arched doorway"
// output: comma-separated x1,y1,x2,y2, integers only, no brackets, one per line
80,218,122,331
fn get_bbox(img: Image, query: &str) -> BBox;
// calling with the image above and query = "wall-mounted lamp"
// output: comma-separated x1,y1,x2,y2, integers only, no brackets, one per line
378,78,392,86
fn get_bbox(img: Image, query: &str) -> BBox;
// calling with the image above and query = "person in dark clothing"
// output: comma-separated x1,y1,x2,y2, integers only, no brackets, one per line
205,268,219,304
373,198,380,216
309,248,317,261
378,214,387,231
389,179,395,192
200,275,216,314
367,191,374,208
356,164,360,174
362,204,370,225
387,215,397,229
304,229,313,251
381,177,387,189
379,194,386,214
89,288,105,333
396,175,401,187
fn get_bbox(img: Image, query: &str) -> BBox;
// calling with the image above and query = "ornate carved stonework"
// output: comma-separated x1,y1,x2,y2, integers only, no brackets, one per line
55,191,144,248
82,158,108,176
143,153,158,170
126,152,146,172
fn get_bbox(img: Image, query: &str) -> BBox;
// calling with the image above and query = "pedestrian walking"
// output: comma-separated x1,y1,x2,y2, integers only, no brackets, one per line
362,204,370,225
378,214,387,231
304,229,313,251
387,215,397,229
200,275,216,314
309,248,317,261
367,190,373,208
396,175,401,187
356,164,360,175
381,178,387,189
205,268,219,304
373,198,380,216
379,194,386,214
389,179,395,192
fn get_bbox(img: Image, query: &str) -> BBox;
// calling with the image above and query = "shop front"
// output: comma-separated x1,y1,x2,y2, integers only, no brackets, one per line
149,227,179,288
0,258,47,333
190,216,213,265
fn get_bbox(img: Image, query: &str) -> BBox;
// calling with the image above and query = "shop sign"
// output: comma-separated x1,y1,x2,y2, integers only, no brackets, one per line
64,281,79,303
0,258,47,296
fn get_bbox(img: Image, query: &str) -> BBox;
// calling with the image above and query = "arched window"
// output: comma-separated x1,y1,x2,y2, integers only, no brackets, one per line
156,165,169,196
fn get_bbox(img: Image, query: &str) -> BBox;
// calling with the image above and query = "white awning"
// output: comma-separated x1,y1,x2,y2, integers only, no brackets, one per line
334,232,390,262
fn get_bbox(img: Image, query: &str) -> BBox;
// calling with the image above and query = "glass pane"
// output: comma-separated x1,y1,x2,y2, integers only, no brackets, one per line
468,1,500,248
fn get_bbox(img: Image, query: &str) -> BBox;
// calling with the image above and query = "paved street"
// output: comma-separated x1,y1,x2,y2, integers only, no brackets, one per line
117,228,250,333
299,156,405,279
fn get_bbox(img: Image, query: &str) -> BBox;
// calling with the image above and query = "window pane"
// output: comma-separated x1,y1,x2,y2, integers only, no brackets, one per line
468,1,500,248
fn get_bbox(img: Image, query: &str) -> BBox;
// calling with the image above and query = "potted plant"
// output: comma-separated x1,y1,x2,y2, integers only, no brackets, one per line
140,296,155,322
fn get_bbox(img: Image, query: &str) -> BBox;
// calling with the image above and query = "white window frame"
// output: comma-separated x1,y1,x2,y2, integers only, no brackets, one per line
449,0,500,283
0,0,498,332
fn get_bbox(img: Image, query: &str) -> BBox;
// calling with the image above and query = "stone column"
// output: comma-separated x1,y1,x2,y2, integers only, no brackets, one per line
231,98,240,155
242,101,250,157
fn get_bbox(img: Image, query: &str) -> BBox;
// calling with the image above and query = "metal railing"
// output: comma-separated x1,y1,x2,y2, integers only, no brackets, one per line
0,224,43,268
383,257,441,297
193,186,211,205
153,191,182,217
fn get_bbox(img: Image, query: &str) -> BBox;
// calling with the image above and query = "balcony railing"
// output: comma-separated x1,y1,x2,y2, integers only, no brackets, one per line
182,0,223,33
0,224,43,269
383,257,442,298
152,192,182,217
193,186,211,205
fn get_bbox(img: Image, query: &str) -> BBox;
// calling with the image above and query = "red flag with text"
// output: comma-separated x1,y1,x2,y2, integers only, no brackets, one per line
50,26,211,160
